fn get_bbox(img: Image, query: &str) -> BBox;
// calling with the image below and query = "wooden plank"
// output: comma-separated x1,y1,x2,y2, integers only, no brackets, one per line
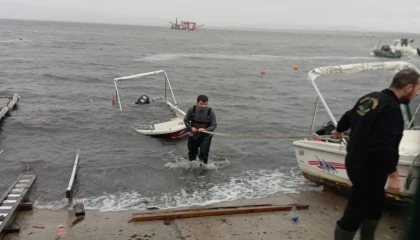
132,204,309,222
66,150,80,198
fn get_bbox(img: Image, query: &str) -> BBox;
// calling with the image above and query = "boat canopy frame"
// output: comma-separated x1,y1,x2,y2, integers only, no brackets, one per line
113,70,177,111
308,61,420,135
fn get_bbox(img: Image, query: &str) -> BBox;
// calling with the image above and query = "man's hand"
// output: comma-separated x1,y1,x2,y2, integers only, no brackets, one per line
198,128,206,132
386,171,401,192
331,129,344,141
191,127,198,133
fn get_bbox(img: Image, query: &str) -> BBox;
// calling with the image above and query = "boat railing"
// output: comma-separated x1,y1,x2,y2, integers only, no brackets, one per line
308,134,349,144
113,70,178,111
408,104,420,130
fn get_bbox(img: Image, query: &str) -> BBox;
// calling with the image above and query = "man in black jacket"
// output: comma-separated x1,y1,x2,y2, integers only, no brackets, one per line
332,68,420,240
183,95,217,165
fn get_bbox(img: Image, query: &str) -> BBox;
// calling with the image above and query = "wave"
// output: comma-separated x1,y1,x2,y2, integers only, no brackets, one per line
40,73,104,83
34,167,320,211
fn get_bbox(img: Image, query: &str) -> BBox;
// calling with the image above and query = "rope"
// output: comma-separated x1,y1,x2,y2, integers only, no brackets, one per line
202,130,334,140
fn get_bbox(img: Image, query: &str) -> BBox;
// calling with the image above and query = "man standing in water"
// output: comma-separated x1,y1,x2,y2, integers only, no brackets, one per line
183,95,217,166
332,68,420,240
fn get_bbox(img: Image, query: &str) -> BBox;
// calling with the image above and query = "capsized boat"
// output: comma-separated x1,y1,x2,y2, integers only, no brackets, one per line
293,61,420,201
113,70,189,139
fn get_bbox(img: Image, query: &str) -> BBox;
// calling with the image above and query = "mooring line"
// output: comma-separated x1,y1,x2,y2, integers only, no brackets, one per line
202,131,336,140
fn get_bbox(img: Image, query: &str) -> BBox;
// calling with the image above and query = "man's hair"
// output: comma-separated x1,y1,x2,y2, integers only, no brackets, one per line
197,95,208,103
390,68,420,89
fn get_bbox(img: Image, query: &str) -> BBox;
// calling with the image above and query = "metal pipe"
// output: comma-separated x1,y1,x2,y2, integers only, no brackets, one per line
309,77,337,126
114,80,122,111
310,97,320,136
309,75,347,145
163,71,177,105
408,104,420,130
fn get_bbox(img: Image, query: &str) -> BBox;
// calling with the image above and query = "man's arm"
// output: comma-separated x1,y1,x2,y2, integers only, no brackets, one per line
336,109,353,133
205,110,217,132
183,107,193,131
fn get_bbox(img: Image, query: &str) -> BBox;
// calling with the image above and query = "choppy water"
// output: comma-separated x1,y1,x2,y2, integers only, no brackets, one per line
0,19,419,211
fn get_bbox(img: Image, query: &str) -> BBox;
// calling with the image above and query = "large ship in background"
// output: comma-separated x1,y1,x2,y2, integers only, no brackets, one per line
170,18,203,31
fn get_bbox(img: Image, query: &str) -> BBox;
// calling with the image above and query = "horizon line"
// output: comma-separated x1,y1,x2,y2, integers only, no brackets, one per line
1,17,419,35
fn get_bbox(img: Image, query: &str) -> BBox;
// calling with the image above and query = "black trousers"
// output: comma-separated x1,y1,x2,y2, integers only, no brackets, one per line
337,165,388,232
187,134,213,164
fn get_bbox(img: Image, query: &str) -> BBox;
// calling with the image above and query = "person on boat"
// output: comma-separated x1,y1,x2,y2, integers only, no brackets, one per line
183,95,217,165
331,68,420,240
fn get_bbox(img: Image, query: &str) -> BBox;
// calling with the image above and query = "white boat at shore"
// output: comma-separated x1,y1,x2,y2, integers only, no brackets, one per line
293,61,420,201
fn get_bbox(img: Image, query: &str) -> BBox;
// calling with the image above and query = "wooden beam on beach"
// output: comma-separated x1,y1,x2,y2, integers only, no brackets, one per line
132,204,309,222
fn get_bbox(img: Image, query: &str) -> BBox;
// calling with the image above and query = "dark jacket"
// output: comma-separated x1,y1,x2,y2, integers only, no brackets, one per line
337,89,404,174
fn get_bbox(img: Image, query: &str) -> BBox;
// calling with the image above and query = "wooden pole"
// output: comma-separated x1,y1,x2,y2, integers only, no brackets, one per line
132,204,309,222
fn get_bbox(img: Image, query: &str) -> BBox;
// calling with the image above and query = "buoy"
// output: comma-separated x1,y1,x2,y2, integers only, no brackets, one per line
260,70,266,75
19,38,23,41
293,65,298,70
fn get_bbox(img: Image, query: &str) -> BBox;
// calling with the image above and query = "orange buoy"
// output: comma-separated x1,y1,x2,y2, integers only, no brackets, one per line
293,65,298,70
260,70,266,75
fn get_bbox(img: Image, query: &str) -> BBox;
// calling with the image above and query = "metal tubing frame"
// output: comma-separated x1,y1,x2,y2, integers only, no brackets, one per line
408,104,420,130
309,97,320,136
308,74,349,145
113,70,178,111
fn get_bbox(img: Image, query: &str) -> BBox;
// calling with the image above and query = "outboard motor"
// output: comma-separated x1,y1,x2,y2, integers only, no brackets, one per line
135,94,150,104
315,120,351,136
315,121,335,136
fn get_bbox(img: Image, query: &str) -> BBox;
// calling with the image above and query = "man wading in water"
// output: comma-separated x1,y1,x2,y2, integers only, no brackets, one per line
183,95,217,167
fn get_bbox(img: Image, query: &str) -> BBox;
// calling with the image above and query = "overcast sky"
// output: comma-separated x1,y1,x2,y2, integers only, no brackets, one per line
1,0,420,33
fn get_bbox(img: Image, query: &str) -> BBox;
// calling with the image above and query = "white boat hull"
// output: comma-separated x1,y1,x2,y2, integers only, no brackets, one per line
135,99,189,139
293,130,420,201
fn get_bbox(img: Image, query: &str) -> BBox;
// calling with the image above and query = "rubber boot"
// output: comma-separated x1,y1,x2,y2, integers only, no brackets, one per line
335,223,357,240
360,220,378,240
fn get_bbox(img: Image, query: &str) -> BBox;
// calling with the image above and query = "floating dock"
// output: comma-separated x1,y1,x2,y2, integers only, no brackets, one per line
0,94,20,122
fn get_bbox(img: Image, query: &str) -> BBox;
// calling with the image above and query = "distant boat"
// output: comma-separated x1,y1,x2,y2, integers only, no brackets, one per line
389,38,420,57
169,18,204,31
370,45,402,59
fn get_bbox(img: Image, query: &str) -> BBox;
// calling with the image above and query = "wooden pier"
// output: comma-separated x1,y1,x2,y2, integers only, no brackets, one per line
0,94,20,122
0,172,37,237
